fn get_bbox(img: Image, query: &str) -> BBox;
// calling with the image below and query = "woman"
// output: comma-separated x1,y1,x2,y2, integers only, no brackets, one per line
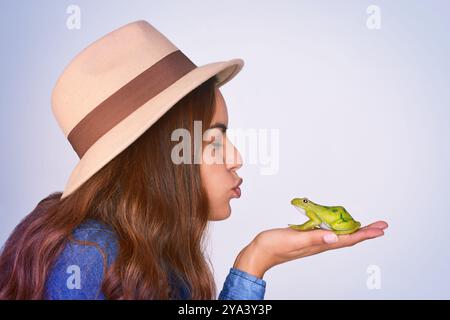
0,20,387,300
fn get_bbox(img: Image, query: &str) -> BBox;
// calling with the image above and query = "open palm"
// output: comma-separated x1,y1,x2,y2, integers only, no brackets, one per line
234,221,388,278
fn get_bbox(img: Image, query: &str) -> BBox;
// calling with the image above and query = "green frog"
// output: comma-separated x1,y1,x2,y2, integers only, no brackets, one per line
288,197,361,235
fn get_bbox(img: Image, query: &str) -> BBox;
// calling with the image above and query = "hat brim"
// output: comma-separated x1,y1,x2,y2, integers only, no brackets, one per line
60,58,244,199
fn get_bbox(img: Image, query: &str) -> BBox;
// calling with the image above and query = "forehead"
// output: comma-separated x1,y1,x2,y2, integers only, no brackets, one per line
212,87,228,125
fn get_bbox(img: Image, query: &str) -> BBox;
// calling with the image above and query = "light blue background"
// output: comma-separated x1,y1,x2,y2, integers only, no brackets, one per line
1,0,449,299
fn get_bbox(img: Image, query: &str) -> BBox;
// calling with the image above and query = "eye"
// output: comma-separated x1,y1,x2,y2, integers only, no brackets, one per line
212,133,224,145
212,138,222,147
303,199,308,203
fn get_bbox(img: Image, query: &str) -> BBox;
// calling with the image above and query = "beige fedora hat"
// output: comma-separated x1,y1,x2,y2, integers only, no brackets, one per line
51,20,244,199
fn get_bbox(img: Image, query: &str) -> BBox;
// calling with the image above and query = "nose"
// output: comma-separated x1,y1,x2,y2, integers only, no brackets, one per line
225,138,243,171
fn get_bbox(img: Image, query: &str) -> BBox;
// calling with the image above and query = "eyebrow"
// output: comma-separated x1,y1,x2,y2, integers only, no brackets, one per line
208,122,228,132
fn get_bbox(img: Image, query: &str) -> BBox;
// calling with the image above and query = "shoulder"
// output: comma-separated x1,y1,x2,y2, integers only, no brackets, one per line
71,219,119,266
45,219,119,300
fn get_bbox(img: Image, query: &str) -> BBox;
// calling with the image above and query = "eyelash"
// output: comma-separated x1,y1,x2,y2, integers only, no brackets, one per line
208,130,226,148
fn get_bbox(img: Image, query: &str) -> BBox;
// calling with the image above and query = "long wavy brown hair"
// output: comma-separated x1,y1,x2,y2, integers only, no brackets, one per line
0,75,220,299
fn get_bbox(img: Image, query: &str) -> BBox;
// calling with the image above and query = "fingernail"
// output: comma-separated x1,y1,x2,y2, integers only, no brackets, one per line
323,233,338,244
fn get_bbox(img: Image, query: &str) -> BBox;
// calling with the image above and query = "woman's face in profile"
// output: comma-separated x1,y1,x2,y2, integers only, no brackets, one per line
200,87,243,221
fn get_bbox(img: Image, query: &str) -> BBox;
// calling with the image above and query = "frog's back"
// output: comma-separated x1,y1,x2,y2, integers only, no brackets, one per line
329,206,355,220
339,206,358,221
328,205,345,213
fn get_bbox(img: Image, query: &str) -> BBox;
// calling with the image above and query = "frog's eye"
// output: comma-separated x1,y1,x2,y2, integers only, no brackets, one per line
303,199,308,203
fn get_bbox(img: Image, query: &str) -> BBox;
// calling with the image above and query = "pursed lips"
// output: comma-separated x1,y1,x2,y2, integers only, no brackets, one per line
233,178,243,189
231,178,242,198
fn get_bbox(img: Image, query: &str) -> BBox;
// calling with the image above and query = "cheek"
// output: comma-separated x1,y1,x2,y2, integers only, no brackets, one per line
200,163,229,201
200,164,223,191
200,164,233,220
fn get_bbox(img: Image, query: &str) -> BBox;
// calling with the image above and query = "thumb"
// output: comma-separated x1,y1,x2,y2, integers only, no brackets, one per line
297,229,339,246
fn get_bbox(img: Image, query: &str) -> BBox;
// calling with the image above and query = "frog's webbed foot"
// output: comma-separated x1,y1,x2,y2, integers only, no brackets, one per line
288,220,320,231
288,224,311,231
333,227,360,235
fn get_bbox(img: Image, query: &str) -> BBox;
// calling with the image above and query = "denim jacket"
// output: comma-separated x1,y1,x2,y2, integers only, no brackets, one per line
45,219,266,300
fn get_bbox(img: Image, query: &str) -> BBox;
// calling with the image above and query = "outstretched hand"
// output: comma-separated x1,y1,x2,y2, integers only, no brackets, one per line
233,221,388,278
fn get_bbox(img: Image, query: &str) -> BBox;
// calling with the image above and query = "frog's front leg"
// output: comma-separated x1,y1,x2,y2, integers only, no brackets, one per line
289,210,321,231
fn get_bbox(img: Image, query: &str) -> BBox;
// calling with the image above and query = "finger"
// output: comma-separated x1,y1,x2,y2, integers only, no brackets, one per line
333,227,384,248
307,227,385,255
359,220,389,231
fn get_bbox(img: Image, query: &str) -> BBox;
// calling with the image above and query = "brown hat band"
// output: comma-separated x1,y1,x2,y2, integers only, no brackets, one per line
67,50,197,158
